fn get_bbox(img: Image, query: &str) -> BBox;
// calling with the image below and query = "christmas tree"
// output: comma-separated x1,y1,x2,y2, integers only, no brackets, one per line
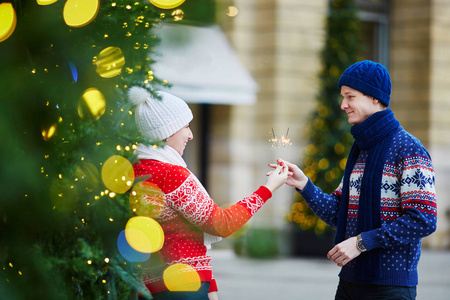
287,0,362,236
0,0,208,298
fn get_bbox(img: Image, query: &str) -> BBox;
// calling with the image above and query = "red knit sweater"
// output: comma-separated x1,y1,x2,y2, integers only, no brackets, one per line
133,159,272,294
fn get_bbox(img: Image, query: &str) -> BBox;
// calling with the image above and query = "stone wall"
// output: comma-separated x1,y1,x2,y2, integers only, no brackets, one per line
390,0,450,249
428,0,450,248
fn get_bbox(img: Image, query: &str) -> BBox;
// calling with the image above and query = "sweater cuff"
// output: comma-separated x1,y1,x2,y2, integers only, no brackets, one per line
256,185,272,202
296,178,314,199
208,278,218,292
361,229,382,251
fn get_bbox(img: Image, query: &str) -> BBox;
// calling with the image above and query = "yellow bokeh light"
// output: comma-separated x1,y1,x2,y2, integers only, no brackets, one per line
125,216,164,253
150,0,185,10
63,0,100,28
78,88,106,120
129,181,166,218
226,6,239,17
36,0,59,5
340,158,347,170
101,155,134,194
124,228,151,252
163,264,201,292
94,46,125,78
0,3,17,43
50,178,79,212
227,220,251,239
318,158,329,170
74,162,99,191
41,124,57,141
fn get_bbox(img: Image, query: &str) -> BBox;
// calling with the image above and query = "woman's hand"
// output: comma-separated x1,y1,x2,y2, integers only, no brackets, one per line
267,159,309,190
264,163,288,192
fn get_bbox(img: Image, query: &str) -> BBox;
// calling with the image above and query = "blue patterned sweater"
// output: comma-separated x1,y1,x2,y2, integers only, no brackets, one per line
298,127,437,287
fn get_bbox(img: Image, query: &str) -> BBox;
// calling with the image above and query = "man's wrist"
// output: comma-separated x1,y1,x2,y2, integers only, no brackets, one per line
296,178,309,191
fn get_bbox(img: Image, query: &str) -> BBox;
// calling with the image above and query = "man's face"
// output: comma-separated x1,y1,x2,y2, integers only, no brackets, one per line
340,86,381,125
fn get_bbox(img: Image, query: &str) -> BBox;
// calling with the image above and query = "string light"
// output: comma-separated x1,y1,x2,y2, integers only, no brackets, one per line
172,9,184,21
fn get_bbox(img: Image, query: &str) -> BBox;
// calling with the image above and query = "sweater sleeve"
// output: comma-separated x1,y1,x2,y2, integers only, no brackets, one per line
362,152,437,251
164,169,272,237
297,178,342,228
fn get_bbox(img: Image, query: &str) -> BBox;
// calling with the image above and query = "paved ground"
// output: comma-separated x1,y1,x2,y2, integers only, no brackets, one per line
209,249,450,300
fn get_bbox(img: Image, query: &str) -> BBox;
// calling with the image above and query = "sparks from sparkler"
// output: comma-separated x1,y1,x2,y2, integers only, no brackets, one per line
270,128,292,150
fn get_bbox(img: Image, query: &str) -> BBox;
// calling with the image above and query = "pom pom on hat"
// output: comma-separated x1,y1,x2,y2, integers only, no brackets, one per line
127,87,193,141
338,60,391,107
128,86,150,106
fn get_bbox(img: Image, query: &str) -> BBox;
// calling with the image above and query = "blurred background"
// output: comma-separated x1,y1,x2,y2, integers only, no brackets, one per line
173,0,450,256
1,0,449,299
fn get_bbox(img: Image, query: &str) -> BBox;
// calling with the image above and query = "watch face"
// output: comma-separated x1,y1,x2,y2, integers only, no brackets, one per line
358,240,366,251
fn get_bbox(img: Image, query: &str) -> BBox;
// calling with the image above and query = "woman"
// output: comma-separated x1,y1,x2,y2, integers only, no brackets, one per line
128,86,288,300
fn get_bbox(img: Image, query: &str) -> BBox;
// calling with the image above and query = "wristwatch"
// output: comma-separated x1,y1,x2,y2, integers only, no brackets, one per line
356,234,367,252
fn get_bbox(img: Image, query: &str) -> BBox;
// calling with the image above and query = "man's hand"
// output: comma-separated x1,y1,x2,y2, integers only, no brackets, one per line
327,236,361,267
267,159,309,190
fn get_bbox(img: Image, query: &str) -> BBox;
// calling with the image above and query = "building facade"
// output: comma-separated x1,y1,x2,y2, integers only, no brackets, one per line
182,0,450,250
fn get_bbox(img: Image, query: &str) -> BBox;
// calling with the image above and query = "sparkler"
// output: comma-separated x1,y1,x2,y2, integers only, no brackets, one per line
270,128,292,150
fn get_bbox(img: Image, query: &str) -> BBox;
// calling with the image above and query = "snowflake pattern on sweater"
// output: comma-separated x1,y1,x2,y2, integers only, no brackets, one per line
133,160,272,294
299,127,437,287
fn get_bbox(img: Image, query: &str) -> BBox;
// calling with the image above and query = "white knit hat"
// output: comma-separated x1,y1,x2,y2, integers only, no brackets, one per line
128,86,193,140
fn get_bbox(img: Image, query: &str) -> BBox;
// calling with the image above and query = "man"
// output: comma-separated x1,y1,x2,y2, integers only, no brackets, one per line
276,60,437,299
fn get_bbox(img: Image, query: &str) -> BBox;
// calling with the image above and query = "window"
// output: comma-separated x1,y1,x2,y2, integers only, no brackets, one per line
356,0,390,66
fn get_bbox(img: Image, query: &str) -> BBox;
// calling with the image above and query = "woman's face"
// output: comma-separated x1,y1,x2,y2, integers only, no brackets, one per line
166,124,193,156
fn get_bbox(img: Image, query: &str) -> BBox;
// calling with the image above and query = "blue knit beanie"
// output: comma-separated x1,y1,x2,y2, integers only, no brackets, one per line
338,60,391,107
